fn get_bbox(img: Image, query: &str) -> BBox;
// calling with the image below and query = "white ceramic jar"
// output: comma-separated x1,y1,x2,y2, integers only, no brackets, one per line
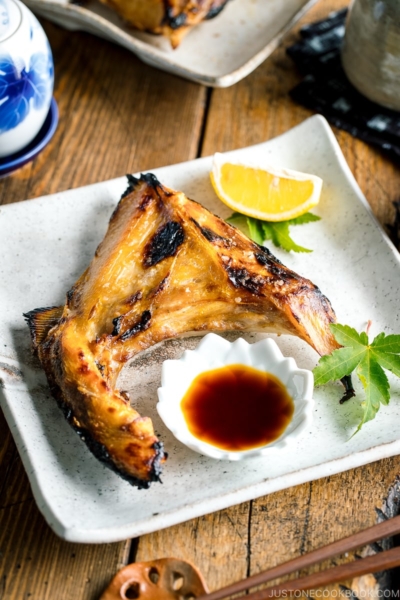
0,0,54,157
341,0,400,111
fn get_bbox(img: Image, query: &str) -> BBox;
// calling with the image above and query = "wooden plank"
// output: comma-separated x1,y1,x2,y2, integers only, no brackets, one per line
137,0,400,595
0,20,207,206
136,503,250,591
0,15,206,600
0,410,130,600
250,457,400,594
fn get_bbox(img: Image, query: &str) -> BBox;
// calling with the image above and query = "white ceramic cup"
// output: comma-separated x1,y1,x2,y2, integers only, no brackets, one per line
0,0,54,157
341,0,400,112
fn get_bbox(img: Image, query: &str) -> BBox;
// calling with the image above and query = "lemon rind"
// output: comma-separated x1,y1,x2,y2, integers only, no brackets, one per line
211,153,323,222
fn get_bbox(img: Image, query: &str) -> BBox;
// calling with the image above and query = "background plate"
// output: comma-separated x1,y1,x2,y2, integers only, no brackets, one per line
24,0,317,87
1,115,400,543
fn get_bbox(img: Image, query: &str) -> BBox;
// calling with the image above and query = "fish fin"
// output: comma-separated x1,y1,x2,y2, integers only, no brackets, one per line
23,306,64,352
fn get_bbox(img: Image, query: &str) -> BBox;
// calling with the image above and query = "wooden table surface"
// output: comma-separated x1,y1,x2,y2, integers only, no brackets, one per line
1,1,400,598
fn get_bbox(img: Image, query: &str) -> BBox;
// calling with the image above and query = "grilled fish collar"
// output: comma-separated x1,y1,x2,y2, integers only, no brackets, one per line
25,173,340,488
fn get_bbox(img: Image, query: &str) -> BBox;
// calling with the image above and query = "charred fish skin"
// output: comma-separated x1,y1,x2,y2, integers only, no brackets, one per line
205,0,230,19
25,305,165,489
25,173,339,488
23,307,166,489
96,0,230,48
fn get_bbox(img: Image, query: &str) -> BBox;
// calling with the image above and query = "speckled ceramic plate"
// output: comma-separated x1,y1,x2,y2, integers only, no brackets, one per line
23,0,317,87
1,115,400,543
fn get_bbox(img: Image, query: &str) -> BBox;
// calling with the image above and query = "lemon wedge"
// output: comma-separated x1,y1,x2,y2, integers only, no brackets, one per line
210,153,323,222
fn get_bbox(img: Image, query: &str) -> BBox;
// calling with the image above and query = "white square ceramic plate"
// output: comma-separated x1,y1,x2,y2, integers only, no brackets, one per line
23,0,317,87
1,115,400,543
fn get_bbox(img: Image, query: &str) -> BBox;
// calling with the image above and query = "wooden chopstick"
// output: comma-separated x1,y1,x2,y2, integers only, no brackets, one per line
199,513,400,600
245,546,400,598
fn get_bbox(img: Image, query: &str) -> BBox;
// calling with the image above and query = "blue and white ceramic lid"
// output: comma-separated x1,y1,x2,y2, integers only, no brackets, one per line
0,0,22,43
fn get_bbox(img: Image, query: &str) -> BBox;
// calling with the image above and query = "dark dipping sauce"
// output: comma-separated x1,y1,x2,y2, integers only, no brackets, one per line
181,364,294,451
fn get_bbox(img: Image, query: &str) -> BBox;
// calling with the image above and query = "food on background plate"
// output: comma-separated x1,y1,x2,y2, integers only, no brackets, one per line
25,173,340,488
211,153,323,222
98,0,230,48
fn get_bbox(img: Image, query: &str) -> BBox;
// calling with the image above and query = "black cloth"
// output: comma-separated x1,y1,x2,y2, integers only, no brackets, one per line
287,9,400,161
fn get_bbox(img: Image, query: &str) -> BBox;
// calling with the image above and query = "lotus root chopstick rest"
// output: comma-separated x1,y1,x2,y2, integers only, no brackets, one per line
99,558,209,600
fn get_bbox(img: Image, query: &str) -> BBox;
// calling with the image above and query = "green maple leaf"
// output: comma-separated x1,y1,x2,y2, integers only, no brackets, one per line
313,324,400,431
226,212,320,253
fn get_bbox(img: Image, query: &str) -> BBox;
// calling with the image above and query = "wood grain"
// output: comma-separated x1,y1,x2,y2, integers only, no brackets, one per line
2,0,400,598
0,410,130,600
0,22,207,206
137,503,250,591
